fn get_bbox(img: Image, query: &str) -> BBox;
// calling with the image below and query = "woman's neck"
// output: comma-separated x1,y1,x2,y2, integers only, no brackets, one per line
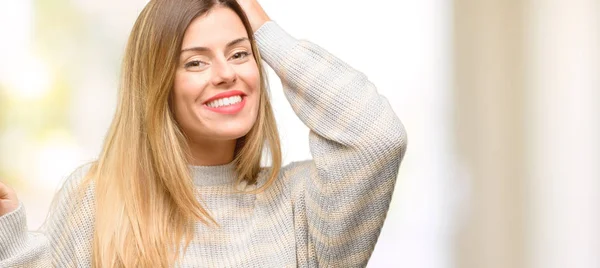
187,138,237,166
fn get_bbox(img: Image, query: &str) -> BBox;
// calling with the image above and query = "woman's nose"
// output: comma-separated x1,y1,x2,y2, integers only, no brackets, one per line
210,59,237,86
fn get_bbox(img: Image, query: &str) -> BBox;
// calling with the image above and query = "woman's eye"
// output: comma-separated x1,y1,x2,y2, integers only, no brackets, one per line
231,51,251,60
184,60,206,69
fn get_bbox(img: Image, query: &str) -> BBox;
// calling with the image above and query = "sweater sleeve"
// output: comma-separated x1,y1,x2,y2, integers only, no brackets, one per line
254,22,407,267
0,164,94,267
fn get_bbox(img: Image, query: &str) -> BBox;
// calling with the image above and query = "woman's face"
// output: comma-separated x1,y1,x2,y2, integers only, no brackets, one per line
172,6,260,144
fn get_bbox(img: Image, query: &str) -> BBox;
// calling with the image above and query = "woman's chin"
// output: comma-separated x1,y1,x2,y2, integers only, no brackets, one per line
209,127,252,141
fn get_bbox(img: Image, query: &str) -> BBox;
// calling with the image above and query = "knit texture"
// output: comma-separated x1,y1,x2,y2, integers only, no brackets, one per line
0,21,407,267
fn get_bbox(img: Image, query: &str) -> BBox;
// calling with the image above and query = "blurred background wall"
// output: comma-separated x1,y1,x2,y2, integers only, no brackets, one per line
453,0,528,266
0,0,598,267
453,0,600,267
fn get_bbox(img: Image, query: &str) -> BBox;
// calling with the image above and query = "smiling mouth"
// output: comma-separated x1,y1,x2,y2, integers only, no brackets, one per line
202,89,247,106
203,95,247,114
204,95,244,108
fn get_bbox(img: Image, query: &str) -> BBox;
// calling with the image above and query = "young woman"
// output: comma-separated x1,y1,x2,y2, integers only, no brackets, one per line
0,0,407,267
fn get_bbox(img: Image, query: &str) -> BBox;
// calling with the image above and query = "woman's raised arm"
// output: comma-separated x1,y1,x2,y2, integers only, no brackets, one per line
254,20,407,266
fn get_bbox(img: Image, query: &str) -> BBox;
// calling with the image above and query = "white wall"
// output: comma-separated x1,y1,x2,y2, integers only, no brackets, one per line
526,0,600,267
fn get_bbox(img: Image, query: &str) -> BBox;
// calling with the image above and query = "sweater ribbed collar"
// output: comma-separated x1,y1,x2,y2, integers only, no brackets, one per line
189,160,238,186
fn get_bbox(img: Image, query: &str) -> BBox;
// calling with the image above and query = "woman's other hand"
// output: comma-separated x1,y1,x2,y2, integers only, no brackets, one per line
236,0,271,33
0,181,19,217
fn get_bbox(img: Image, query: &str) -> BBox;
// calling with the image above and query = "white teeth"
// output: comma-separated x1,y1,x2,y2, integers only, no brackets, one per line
206,95,242,108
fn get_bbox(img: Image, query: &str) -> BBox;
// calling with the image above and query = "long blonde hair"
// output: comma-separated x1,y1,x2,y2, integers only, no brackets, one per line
78,0,281,266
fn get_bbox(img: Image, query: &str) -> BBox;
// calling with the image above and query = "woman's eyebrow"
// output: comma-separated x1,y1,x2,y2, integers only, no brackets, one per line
180,37,250,53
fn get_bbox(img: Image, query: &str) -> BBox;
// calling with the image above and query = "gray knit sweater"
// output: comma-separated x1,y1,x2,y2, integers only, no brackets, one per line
0,21,407,267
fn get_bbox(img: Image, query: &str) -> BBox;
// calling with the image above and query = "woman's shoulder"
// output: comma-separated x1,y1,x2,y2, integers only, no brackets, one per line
257,159,314,180
256,160,315,194
280,160,314,179
51,161,97,201
63,162,95,187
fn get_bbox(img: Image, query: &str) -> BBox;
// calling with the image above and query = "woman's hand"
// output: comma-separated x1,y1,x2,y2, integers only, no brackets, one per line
0,181,19,217
236,0,271,33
